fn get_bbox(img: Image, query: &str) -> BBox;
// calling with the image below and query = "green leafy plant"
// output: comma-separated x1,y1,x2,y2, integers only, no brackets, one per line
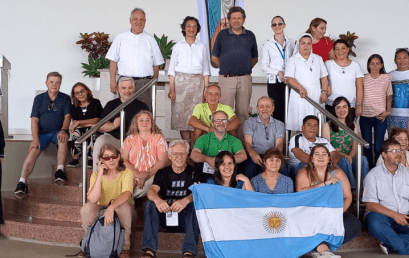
154,34,176,69
81,56,110,77
76,32,112,77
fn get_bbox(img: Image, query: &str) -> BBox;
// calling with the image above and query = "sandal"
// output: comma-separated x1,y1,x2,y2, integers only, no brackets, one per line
141,248,157,258
182,252,195,258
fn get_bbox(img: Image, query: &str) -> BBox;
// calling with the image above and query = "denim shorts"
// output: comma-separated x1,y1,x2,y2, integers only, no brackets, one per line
39,132,59,151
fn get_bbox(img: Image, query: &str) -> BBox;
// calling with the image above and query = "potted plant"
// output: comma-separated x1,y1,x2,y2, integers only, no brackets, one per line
154,34,176,70
76,32,112,77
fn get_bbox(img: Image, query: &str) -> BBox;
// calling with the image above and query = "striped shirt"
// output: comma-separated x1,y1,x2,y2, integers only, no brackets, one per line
362,73,392,117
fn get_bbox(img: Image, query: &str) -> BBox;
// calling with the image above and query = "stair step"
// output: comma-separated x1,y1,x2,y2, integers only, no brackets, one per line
1,212,83,245
339,231,379,250
1,211,204,251
51,166,94,184
2,191,82,222
27,178,83,202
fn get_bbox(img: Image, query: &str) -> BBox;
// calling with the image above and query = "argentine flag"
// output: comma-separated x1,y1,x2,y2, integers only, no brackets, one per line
190,183,344,258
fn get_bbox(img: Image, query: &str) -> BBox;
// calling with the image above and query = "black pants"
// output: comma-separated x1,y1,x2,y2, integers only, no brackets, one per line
267,82,286,123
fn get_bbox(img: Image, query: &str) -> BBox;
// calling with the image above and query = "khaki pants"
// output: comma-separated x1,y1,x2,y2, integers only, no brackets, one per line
80,202,132,250
218,74,252,140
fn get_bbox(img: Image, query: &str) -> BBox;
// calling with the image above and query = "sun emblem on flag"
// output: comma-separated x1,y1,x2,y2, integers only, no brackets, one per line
263,211,287,234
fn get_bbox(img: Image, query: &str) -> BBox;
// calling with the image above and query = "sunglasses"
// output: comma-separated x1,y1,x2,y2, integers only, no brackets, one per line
101,155,119,161
48,101,57,111
271,22,284,27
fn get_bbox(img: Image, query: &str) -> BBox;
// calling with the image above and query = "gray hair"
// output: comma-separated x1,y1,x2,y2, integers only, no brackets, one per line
168,139,190,155
130,7,146,18
210,110,229,122
257,96,274,106
118,77,135,87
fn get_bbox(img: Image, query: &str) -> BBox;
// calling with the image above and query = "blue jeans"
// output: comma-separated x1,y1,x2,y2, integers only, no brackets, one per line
343,212,362,244
142,200,200,255
366,212,409,255
352,156,369,188
360,116,387,168
244,155,289,180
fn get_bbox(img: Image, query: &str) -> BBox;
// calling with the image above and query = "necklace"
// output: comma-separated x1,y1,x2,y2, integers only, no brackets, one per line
82,105,87,116
303,58,314,72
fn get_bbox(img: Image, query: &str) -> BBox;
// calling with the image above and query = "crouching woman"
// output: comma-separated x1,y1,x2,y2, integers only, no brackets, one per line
80,144,133,258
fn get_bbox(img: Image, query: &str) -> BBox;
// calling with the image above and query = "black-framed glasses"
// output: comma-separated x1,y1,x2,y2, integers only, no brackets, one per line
48,101,57,111
101,155,119,161
213,119,228,124
271,22,284,27
386,149,402,154
265,127,269,140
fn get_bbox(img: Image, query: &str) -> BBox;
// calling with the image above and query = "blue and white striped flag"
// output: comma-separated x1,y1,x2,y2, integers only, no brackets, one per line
190,183,344,258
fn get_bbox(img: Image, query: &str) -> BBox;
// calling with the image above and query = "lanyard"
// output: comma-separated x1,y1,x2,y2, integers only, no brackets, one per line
274,40,286,60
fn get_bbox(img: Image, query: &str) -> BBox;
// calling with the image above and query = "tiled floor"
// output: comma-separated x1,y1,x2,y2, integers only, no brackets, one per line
0,237,402,258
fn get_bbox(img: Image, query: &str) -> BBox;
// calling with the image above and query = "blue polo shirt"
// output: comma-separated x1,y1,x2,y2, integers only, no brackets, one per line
212,27,258,75
31,91,71,134
243,115,285,154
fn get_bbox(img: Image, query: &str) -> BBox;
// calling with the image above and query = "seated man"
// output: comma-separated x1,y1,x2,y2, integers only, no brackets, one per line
288,115,355,187
142,139,199,258
15,72,71,196
243,96,286,179
92,77,149,172
189,84,240,144
363,139,409,255
191,110,247,182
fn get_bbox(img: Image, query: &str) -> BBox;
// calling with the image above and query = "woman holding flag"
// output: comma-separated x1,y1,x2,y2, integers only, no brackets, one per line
296,145,361,257
207,151,253,190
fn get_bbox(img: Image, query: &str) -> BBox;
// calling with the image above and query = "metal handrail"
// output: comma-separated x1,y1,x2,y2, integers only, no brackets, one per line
286,83,369,148
285,83,368,218
75,78,156,205
75,78,156,145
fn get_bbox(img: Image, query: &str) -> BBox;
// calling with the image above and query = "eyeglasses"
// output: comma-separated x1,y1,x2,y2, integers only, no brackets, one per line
48,101,57,111
271,22,284,27
74,89,86,96
101,155,119,161
213,119,228,124
171,153,188,157
386,149,402,154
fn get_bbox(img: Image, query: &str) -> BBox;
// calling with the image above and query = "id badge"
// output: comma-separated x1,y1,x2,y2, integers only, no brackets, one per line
203,162,215,174
166,211,179,226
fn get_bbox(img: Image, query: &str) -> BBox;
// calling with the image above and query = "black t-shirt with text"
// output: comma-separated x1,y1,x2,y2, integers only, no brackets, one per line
152,165,198,205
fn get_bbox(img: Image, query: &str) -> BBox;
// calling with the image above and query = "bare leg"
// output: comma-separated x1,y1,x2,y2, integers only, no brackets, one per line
57,139,68,167
227,129,238,138
317,243,331,254
20,146,41,179
180,130,192,150
193,128,206,147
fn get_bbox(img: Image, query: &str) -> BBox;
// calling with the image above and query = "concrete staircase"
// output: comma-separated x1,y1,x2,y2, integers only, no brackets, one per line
0,166,203,252
0,164,382,255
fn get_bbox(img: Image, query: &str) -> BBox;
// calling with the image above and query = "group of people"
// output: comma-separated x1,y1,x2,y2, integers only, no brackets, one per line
10,5,409,258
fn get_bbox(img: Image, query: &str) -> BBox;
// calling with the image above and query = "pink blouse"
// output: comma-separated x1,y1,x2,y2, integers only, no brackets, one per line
122,134,168,172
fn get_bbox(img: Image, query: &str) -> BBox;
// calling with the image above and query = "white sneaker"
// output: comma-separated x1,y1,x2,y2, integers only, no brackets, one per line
379,243,389,255
321,251,341,258
308,251,321,258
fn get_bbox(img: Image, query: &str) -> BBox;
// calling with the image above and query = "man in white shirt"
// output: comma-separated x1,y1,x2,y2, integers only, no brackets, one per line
288,115,353,182
106,7,164,111
363,139,409,255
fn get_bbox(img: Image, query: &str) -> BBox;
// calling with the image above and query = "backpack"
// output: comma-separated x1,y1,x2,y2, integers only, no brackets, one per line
81,207,125,258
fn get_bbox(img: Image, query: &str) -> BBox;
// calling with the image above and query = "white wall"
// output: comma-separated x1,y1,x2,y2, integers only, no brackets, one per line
0,0,408,133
